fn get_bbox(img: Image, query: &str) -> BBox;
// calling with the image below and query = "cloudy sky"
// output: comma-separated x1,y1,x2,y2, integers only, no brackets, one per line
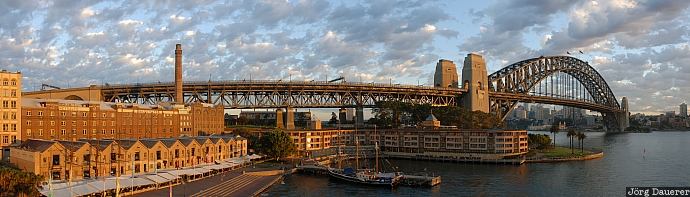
2,0,689,115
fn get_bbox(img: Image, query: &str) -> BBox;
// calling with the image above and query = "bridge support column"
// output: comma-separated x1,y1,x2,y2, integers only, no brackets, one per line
285,107,295,130
618,97,630,131
355,106,364,128
276,109,284,129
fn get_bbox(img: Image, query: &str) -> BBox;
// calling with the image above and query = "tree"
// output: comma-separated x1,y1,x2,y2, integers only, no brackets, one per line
527,134,551,149
0,164,43,197
328,112,338,126
259,130,297,161
549,121,561,148
567,129,577,154
577,132,587,153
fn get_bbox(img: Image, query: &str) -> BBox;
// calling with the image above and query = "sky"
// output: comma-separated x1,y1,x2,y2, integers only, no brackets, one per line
2,0,690,117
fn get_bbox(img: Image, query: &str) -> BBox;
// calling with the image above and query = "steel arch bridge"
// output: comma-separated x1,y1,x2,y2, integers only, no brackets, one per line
487,56,626,131
23,56,626,130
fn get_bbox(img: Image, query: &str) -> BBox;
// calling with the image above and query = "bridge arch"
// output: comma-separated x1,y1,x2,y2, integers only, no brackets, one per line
487,56,622,129
64,95,85,101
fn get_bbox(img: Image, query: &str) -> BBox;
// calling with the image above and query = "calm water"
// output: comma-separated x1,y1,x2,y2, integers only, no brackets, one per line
264,131,690,196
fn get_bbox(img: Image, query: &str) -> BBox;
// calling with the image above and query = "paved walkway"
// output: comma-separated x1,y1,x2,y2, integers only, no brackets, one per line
134,166,283,197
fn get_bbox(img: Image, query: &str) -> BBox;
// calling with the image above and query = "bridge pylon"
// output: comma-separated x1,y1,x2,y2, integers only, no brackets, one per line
461,53,489,113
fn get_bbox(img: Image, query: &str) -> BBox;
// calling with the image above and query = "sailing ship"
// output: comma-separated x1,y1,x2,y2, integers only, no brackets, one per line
327,134,402,187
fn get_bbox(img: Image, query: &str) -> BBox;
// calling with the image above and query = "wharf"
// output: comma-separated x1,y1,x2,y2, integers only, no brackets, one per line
295,165,441,187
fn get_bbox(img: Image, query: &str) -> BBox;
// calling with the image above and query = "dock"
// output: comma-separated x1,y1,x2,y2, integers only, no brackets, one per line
295,165,441,187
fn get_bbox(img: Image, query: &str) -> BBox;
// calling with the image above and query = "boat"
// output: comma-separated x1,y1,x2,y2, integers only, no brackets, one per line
327,167,401,187
327,134,402,187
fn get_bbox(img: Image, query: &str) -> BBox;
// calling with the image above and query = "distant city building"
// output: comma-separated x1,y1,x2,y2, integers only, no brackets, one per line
21,98,224,142
665,111,676,117
510,106,527,119
532,105,552,124
680,103,687,117
0,70,21,160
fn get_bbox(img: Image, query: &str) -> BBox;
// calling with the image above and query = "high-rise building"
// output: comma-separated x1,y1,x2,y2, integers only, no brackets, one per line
680,103,687,117
0,70,21,160
433,59,459,88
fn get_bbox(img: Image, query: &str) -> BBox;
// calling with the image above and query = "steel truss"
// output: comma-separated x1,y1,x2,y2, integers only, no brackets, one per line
100,81,463,108
488,56,623,131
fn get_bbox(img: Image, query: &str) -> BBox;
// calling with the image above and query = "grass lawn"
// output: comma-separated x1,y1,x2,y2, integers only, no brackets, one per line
543,146,592,158
536,146,593,159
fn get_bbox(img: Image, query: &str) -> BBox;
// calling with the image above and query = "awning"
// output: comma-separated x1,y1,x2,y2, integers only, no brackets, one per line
156,172,179,181
143,174,169,184
40,182,100,197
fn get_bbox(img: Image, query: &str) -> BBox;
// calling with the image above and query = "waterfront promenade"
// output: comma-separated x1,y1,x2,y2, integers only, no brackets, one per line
135,164,286,197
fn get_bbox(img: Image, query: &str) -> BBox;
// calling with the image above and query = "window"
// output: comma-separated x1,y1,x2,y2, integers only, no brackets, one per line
26,129,31,136
175,150,179,158
156,151,161,160
82,121,87,126
82,112,87,117
92,129,96,134
37,111,43,116
61,112,66,117
71,112,76,117
11,124,16,131
111,153,117,161
51,121,55,126
110,129,114,134
26,111,31,116
82,129,87,135
10,101,15,108
61,121,66,126
26,120,31,126
38,121,43,126
39,129,43,136
134,152,140,161
191,148,195,156
71,129,76,135
71,121,76,126
10,112,15,120
50,129,55,136
52,155,60,165
50,112,54,116
61,129,66,135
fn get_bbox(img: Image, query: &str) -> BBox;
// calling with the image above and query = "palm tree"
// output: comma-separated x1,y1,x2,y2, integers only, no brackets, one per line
549,122,560,149
567,129,577,154
577,132,587,153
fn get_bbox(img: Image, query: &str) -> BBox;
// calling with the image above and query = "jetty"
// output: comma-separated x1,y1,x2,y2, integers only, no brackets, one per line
295,165,441,187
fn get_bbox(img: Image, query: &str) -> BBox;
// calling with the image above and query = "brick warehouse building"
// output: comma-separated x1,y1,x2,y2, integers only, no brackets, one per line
21,98,224,141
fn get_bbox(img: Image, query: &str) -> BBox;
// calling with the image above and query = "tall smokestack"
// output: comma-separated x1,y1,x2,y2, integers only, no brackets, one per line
175,44,183,103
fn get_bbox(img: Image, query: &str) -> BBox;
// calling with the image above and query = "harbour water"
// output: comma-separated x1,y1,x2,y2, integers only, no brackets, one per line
264,131,690,196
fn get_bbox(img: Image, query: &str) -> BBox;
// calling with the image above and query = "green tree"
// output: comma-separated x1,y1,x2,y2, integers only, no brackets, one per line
259,130,297,161
0,164,44,197
567,129,577,154
527,134,552,149
328,112,338,126
577,132,587,153
549,121,561,148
